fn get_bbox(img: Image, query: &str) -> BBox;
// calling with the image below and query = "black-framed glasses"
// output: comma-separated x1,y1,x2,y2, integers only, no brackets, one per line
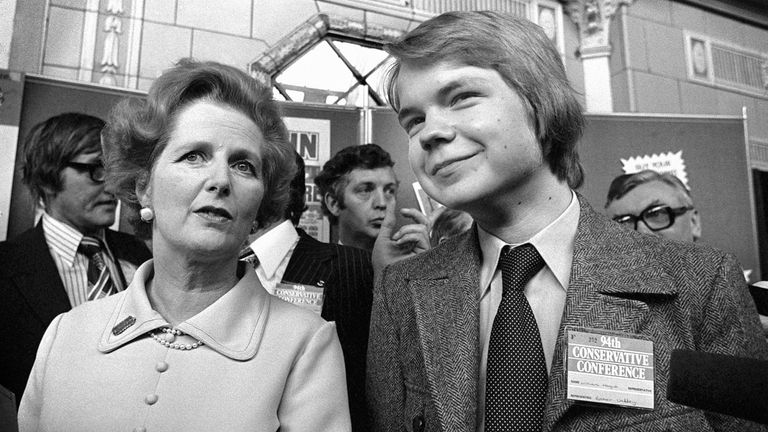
612,205,694,232
65,161,106,183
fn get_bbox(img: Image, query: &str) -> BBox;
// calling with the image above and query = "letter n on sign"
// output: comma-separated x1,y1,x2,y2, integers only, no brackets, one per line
290,131,319,162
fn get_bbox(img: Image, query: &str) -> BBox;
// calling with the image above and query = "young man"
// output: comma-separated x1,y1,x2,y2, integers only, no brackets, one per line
315,144,399,251
605,170,701,243
366,11,767,432
242,153,374,431
0,113,150,405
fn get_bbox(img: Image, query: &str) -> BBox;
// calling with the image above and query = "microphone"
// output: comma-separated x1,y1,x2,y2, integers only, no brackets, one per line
667,349,768,424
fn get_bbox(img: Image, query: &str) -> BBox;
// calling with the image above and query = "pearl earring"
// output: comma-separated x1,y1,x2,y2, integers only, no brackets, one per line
139,207,154,222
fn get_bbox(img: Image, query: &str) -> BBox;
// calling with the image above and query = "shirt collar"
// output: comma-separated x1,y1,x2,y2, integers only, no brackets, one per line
478,191,580,291
247,220,299,279
42,213,105,267
98,260,271,361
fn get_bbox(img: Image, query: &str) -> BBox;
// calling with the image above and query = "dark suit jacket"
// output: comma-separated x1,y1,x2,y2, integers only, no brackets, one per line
282,228,374,432
0,222,151,405
367,199,768,432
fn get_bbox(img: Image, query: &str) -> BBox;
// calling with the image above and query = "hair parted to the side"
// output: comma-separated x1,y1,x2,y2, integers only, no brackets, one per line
383,10,585,188
605,170,693,208
314,143,394,223
22,113,106,206
102,58,296,238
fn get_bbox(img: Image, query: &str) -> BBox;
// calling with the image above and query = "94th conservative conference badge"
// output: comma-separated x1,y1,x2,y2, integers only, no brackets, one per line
566,328,655,410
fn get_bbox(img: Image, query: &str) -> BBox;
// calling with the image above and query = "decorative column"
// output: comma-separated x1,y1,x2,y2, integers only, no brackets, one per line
565,0,633,112
99,0,123,86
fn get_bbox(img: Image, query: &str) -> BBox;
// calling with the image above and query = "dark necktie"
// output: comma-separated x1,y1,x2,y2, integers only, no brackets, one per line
79,236,117,301
238,248,260,269
485,243,548,431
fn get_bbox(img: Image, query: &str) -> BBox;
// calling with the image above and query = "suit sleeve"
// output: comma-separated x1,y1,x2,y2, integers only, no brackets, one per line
697,252,768,431
366,264,405,432
278,321,351,432
18,314,64,432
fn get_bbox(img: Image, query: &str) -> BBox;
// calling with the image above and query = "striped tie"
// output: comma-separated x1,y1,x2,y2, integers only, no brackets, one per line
79,236,118,301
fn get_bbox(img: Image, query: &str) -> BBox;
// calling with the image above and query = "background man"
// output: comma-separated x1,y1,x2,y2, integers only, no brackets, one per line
367,11,767,432
242,152,374,431
315,143,398,251
0,113,151,405
604,170,701,243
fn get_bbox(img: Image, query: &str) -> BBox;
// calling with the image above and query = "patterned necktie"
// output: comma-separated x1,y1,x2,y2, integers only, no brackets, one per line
485,243,548,431
79,236,117,301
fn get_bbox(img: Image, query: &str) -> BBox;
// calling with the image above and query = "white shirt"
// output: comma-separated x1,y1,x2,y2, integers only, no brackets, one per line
247,220,300,294
476,192,581,431
42,213,112,307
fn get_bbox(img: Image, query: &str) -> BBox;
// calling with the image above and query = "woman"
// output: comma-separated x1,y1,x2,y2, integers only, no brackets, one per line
19,60,351,431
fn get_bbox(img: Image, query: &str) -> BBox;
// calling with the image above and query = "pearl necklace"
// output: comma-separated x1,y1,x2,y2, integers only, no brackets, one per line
149,327,204,350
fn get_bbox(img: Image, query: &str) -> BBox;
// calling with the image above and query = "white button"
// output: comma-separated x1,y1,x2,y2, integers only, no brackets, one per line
155,361,168,372
144,394,158,405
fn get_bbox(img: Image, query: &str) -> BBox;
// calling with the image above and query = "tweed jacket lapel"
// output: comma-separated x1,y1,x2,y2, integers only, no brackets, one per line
10,223,71,325
542,198,679,431
408,227,482,430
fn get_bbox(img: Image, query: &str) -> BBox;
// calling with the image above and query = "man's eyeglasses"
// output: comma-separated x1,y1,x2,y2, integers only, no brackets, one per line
612,205,694,232
66,161,106,183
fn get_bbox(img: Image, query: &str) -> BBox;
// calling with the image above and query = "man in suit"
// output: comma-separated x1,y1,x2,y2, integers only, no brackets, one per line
242,152,374,431
315,144,399,251
0,113,151,405
366,11,768,432
605,170,701,243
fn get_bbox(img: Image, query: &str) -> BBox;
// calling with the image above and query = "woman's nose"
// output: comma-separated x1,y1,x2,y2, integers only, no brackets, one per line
205,161,231,196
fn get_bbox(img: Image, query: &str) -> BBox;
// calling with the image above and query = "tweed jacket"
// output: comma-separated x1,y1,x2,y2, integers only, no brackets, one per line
0,222,150,404
282,228,374,432
19,260,351,432
367,198,768,432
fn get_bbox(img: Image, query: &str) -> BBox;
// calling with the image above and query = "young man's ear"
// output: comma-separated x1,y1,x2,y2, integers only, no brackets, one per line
690,209,702,242
324,192,342,217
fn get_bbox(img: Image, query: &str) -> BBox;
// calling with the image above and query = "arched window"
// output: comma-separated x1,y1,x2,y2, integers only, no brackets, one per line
249,14,401,108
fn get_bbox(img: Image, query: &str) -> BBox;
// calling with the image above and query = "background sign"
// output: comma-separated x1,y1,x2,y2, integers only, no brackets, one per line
284,117,331,242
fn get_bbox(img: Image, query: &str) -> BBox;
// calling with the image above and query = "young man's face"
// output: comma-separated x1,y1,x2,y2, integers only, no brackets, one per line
395,60,546,216
46,150,117,234
605,180,701,242
327,166,398,244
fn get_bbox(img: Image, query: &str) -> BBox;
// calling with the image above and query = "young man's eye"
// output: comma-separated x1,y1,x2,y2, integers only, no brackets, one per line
450,92,478,106
403,117,424,135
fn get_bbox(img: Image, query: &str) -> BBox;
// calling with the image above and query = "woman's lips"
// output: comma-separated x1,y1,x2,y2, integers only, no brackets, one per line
194,206,233,222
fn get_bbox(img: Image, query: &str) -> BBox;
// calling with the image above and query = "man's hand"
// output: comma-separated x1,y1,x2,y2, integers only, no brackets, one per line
372,204,433,278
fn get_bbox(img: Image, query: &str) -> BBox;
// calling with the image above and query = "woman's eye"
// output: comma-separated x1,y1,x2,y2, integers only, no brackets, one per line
183,151,204,163
233,161,256,175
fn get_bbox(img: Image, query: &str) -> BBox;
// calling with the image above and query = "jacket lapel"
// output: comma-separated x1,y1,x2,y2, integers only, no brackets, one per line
543,199,678,431
408,228,482,430
11,223,72,325
282,231,336,287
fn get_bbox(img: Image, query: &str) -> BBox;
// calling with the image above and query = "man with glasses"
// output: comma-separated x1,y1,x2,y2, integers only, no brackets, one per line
605,170,701,243
0,113,150,406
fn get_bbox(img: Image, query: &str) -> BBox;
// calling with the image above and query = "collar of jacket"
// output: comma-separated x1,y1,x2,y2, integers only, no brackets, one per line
97,260,271,361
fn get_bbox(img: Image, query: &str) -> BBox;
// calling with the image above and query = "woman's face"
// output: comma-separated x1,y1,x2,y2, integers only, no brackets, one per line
139,99,265,261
